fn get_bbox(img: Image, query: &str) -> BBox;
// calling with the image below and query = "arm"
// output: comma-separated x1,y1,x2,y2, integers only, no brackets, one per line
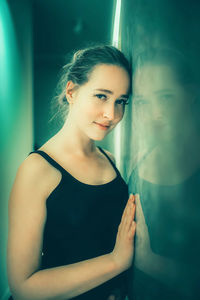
7,155,136,300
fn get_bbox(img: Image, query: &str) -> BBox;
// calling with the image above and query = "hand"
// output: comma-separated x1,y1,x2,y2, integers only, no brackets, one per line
111,194,136,272
134,194,152,270
134,195,194,295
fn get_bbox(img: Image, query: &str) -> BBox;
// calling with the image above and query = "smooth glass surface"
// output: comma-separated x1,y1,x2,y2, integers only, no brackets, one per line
120,1,200,299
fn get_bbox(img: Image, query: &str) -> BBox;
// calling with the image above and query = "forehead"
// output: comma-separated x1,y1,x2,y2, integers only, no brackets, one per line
133,64,180,94
85,64,130,93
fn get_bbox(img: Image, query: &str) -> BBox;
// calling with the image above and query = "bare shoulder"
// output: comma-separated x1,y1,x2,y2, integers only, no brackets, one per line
101,148,116,164
11,152,62,202
17,153,59,183
17,152,50,180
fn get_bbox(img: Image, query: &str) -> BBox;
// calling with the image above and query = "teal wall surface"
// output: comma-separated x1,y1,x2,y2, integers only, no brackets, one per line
0,1,33,299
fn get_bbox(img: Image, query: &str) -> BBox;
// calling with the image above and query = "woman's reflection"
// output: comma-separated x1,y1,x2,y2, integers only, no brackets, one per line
128,48,200,300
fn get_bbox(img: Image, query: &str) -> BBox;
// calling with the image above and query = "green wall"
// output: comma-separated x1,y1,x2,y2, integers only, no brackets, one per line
0,1,33,299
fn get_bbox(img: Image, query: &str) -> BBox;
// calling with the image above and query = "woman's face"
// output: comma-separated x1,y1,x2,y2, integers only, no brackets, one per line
67,64,130,141
132,63,194,144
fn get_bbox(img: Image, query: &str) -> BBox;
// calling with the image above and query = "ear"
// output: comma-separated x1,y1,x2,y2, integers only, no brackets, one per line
65,81,77,104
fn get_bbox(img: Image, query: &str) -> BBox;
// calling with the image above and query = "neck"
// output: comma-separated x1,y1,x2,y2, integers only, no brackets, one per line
52,116,96,157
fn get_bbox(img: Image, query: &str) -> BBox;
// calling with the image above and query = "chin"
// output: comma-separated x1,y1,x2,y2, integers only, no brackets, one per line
90,134,108,141
88,130,110,141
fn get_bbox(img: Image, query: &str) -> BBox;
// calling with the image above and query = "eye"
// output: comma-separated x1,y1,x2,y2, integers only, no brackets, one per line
133,99,148,105
159,94,174,101
116,99,129,105
95,94,107,100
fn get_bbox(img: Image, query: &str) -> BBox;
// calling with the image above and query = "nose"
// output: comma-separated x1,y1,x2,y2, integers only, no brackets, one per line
151,103,165,121
103,102,115,121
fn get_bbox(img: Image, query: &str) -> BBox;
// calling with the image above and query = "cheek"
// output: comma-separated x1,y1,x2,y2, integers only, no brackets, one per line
115,106,125,122
163,99,190,121
79,101,100,121
133,105,150,122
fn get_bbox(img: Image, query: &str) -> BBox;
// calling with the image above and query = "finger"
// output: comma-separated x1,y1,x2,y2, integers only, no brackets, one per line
120,194,134,224
128,203,136,232
132,202,136,220
128,221,136,239
118,194,135,237
122,205,131,232
129,193,135,203
135,194,145,222
123,201,136,233
128,200,136,219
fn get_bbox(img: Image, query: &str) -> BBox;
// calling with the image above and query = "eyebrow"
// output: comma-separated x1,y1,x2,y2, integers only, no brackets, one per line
134,89,174,98
154,89,174,94
94,88,129,98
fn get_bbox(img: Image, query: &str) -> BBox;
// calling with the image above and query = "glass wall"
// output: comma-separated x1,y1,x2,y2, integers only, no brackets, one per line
119,0,200,299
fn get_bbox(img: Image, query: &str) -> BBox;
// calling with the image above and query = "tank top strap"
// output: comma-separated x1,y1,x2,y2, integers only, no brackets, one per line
97,146,120,176
28,150,65,174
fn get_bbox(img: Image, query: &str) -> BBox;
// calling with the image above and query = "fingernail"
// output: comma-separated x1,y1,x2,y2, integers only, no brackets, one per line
131,194,135,201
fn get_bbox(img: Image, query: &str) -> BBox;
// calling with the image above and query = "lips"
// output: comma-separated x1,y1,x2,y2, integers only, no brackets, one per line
94,122,111,130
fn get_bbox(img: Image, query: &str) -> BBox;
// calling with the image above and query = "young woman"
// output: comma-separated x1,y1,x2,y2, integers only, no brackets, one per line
7,45,136,300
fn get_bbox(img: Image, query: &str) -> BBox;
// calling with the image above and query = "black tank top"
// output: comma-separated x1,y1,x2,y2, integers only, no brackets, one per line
28,146,129,299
